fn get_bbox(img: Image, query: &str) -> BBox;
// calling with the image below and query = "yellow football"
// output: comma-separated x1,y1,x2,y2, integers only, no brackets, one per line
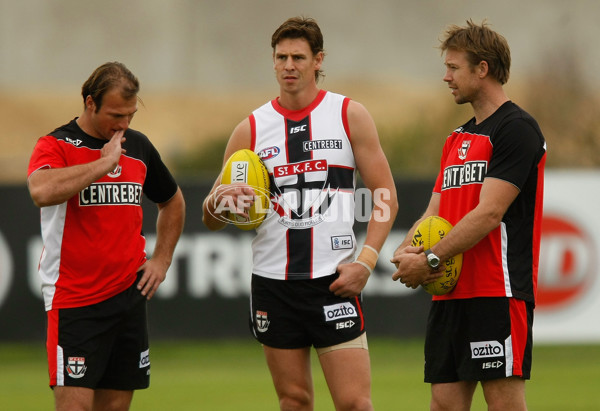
411,216,463,295
219,149,271,230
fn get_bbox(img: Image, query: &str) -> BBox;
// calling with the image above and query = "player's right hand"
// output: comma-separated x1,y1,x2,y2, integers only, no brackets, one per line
212,183,256,218
101,130,127,171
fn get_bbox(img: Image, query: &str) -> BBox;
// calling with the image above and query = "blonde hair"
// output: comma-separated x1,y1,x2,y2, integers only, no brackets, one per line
440,19,511,84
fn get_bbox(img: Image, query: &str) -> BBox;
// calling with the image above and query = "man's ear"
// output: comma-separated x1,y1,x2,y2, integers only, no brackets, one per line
84,95,96,112
314,51,324,70
478,60,489,79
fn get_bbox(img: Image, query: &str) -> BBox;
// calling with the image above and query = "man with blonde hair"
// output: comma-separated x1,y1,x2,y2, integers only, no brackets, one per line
392,20,546,410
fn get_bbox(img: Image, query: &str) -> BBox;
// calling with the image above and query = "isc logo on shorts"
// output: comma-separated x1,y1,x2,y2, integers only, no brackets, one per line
336,320,356,329
482,360,504,369
470,341,504,359
323,302,357,322
139,349,150,368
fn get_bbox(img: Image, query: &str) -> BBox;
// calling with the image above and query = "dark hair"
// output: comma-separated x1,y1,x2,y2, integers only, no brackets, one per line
81,62,140,112
271,16,325,82
439,19,511,85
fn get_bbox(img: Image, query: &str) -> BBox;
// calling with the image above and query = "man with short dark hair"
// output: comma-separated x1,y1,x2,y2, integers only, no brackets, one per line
203,17,397,411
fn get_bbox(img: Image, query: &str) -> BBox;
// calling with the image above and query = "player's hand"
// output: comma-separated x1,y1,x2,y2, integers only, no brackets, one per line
100,130,126,172
212,183,256,218
390,244,420,268
329,262,370,298
391,247,443,289
392,252,445,289
136,258,169,300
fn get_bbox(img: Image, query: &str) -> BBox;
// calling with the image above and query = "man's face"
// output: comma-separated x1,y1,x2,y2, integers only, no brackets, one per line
86,87,138,140
443,48,481,105
273,37,323,94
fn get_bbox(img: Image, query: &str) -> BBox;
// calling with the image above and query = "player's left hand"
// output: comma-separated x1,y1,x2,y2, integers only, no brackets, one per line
329,262,370,298
136,259,169,300
391,247,443,289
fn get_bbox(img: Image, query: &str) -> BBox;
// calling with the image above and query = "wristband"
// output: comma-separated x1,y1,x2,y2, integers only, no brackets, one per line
354,260,374,275
354,245,379,274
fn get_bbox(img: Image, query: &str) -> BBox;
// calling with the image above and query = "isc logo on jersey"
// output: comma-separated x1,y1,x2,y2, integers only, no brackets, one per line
290,125,307,134
65,137,82,146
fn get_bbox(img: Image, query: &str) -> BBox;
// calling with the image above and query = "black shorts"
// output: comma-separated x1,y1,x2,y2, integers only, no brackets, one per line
424,297,533,383
46,273,150,390
249,273,366,349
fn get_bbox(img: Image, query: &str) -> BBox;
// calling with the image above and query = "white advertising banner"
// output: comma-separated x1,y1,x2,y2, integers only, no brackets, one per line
533,170,600,343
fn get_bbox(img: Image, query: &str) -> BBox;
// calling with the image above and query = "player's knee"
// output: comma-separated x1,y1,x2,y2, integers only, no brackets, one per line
278,390,312,411
430,395,472,411
485,395,527,411
430,397,450,411
335,395,373,411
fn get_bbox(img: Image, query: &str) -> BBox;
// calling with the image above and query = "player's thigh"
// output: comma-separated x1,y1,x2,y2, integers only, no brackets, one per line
430,381,477,411
481,377,527,411
318,347,372,407
263,345,313,396
54,386,94,411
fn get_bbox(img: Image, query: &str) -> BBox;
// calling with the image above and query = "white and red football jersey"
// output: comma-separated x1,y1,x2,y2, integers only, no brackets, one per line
28,119,178,310
250,90,357,280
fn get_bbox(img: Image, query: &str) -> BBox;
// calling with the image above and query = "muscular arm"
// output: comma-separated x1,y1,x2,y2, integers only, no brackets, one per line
391,177,519,288
430,177,519,262
137,187,186,299
330,100,399,297
202,119,255,231
28,130,125,207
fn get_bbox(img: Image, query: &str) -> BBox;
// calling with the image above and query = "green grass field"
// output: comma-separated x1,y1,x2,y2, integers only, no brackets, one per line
1,338,599,410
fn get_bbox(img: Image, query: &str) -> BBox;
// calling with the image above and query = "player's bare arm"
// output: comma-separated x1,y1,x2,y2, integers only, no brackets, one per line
137,187,185,299
429,177,519,262
202,119,255,231
394,194,441,259
28,130,126,207
330,100,398,298
392,178,519,288
391,194,440,287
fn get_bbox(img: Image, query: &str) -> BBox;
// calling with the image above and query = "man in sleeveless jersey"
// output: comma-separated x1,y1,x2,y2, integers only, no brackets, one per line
27,62,185,410
203,17,397,411
391,20,546,410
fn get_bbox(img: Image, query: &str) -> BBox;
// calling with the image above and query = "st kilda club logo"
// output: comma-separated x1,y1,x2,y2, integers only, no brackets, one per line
537,213,597,310
271,159,337,229
66,356,87,379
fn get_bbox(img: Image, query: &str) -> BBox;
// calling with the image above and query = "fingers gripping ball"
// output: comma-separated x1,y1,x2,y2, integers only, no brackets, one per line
219,149,271,230
412,216,463,295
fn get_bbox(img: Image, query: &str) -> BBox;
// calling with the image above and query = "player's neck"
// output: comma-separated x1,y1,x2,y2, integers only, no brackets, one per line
76,112,101,140
76,114,93,137
278,85,321,112
472,88,509,124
